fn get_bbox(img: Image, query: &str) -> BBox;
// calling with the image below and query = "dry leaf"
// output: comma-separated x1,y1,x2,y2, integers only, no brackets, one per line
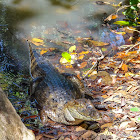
111,29,126,35
31,38,44,46
105,14,118,21
65,65,73,68
121,97,126,107
101,123,113,129
101,95,108,98
80,130,97,139
78,55,84,60
122,63,128,72
75,126,85,131
79,51,90,55
119,121,130,130
79,62,87,68
89,40,109,46
40,50,47,55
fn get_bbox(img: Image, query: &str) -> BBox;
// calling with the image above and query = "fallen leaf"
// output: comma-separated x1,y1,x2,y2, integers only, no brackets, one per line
40,50,47,55
79,62,87,68
121,97,126,107
101,123,113,129
31,38,44,46
78,55,84,60
65,65,73,68
110,29,126,35
32,38,43,43
101,48,107,51
61,52,71,62
69,45,76,53
60,57,69,64
80,130,97,139
79,51,90,55
89,40,109,46
130,107,139,112
105,14,118,21
125,72,134,77
119,121,130,130
101,95,108,98
122,63,128,72
75,126,85,131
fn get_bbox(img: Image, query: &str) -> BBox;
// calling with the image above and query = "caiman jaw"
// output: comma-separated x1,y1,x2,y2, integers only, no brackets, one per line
64,99,101,123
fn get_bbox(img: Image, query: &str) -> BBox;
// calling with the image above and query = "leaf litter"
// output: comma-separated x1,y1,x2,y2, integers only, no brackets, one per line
27,13,140,140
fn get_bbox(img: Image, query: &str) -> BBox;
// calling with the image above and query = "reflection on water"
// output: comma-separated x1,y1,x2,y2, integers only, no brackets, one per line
0,0,126,132
0,0,125,71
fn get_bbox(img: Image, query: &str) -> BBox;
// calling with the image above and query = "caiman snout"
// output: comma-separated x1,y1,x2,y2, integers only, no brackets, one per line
64,98,102,124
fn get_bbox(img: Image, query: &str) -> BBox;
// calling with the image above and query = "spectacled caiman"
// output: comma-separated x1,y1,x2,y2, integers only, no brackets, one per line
29,42,101,125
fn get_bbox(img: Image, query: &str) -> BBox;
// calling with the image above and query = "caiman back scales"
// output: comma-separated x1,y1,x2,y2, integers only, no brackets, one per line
29,43,101,125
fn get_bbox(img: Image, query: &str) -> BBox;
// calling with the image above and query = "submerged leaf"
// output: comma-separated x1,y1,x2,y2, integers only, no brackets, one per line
32,38,43,42
40,50,47,55
61,52,71,62
69,45,76,53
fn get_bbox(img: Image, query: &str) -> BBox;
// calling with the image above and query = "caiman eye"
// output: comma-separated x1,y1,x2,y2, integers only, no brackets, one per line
87,104,93,109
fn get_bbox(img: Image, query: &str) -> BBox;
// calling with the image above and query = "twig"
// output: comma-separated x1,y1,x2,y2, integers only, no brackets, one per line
126,27,140,34
125,42,140,54
83,49,113,79
104,5,130,21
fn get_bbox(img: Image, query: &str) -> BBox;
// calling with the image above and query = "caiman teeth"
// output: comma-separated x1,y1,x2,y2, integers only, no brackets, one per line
67,107,94,121
64,108,75,122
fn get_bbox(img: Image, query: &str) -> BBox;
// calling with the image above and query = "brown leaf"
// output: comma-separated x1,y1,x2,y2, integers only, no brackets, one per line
80,130,97,139
89,40,109,46
79,62,87,68
75,126,85,132
101,123,113,129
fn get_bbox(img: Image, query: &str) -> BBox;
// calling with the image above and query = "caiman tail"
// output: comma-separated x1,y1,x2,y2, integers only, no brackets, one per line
28,42,101,125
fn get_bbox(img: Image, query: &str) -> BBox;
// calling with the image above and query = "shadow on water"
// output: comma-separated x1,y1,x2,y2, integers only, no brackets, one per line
0,2,37,73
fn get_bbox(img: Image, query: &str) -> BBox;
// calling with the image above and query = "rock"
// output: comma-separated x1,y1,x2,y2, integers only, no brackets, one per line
0,87,35,140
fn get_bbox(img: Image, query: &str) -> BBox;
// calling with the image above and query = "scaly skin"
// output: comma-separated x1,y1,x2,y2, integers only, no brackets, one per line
29,43,101,125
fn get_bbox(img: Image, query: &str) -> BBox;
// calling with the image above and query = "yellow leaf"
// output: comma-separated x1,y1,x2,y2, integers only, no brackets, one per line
111,29,126,35
40,50,47,55
65,65,73,68
78,55,84,60
60,57,69,64
122,64,128,72
125,72,134,77
31,38,44,46
101,48,107,51
32,38,43,43
90,40,109,46
79,51,90,55
69,45,76,53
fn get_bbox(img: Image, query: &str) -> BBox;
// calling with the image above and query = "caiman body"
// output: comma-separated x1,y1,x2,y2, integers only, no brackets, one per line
29,43,101,125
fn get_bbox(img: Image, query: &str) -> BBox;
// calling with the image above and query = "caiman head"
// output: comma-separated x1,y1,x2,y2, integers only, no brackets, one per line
63,98,102,125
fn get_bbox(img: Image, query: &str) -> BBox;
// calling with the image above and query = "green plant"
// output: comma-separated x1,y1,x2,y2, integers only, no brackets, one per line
114,0,140,26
